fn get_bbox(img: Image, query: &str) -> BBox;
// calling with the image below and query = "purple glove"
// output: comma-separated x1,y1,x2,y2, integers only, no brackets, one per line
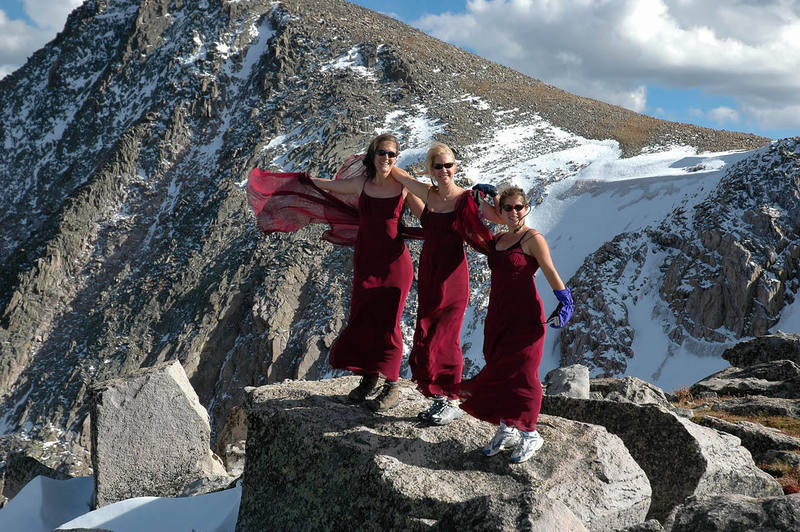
471,183,498,197
547,288,573,329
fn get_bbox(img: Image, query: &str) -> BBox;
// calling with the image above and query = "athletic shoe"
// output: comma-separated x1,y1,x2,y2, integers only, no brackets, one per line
482,424,520,456
366,381,401,411
418,397,447,421
430,400,464,426
348,375,380,403
510,430,544,463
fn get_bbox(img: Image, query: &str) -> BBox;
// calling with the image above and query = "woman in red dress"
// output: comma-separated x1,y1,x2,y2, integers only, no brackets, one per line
247,133,423,411
390,144,503,425
458,186,573,463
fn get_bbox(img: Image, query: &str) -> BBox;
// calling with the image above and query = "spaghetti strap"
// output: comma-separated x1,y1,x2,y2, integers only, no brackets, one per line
496,230,533,251
424,185,433,207
519,229,541,247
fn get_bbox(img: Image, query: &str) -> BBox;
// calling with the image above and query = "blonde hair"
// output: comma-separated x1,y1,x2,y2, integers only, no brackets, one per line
424,143,456,177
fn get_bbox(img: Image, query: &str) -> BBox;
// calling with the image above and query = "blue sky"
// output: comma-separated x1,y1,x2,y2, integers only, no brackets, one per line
2,0,799,140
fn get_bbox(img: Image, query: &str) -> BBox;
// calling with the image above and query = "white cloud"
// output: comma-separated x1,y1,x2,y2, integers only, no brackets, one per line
415,0,800,131
0,1,82,79
24,0,82,30
0,10,51,64
708,106,740,125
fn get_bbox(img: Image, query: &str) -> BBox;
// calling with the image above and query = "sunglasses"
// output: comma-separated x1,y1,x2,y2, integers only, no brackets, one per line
376,149,398,158
433,162,455,170
501,204,527,212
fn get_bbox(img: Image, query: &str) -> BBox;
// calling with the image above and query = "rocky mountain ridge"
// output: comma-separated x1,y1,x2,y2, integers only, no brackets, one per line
0,0,787,455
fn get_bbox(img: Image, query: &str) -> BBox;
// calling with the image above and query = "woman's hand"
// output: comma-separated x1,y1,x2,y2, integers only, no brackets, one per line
547,288,574,328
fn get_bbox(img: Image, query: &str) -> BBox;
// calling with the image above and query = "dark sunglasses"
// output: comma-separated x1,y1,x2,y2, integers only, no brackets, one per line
433,162,455,170
376,149,398,158
501,204,527,212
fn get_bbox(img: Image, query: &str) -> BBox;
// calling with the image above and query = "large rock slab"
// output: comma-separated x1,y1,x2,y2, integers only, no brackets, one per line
710,396,800,418
666,493,800,532
722,332,800,367
544,364,590,399
691,361,800,399
436,490,589,531
695,415,800,463
89,360,227,507
589,377,670,408
237,377,651,531
540,395,782,523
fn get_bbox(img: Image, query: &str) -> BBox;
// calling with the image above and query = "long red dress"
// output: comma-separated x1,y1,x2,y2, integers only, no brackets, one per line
327,191,413,380
247,155,418,381
409,206,469,398
456,235,546,432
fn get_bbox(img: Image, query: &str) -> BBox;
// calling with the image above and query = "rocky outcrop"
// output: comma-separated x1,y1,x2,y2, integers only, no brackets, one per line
544,364,590,399
589,376,671,407
540,395,782,522
696,415,800,463
670,337,800,501
437,491,590,531
691,361,800,398
722,331,800,366
213,405,248,478
709,396,800,418
665,493,800,532
89,360,229,507
237,377,651,531
2,358,799,530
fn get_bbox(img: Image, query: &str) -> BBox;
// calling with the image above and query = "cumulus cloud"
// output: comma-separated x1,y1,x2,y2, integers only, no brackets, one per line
0,11,50,63
708,106,740,125
24,0,83,30
0,0,81,79
415,0,800,132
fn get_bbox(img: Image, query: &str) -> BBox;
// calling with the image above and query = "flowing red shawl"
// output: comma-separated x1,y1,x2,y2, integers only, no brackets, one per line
453,191,494,256
247,154,425,244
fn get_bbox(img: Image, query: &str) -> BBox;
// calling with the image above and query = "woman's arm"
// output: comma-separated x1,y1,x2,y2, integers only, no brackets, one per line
405,189,425,218
521,232,566,291
479,196,504,224
309,175,364,195
390,166,431,201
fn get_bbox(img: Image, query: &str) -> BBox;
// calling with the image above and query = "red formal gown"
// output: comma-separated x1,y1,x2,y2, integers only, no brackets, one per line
328,192,413,380
247,155,418,381
456,236,546,432
409,207,469,398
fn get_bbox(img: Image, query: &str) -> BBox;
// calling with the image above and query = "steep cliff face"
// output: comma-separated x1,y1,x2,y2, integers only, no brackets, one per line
562,139,800,376
0,0,775,442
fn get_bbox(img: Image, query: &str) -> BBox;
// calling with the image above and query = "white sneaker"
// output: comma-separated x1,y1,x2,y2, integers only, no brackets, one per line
430,400,464,425
418,397,447,421
510,430,544,463
482,424,520,456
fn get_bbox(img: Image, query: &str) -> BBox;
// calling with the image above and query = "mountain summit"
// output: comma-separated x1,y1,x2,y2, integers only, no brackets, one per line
0,0,791,446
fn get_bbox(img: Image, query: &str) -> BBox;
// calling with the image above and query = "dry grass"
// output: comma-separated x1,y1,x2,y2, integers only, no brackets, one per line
759,460,800,495
672,387,695,406
669,389,800,439
695,411,800,439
